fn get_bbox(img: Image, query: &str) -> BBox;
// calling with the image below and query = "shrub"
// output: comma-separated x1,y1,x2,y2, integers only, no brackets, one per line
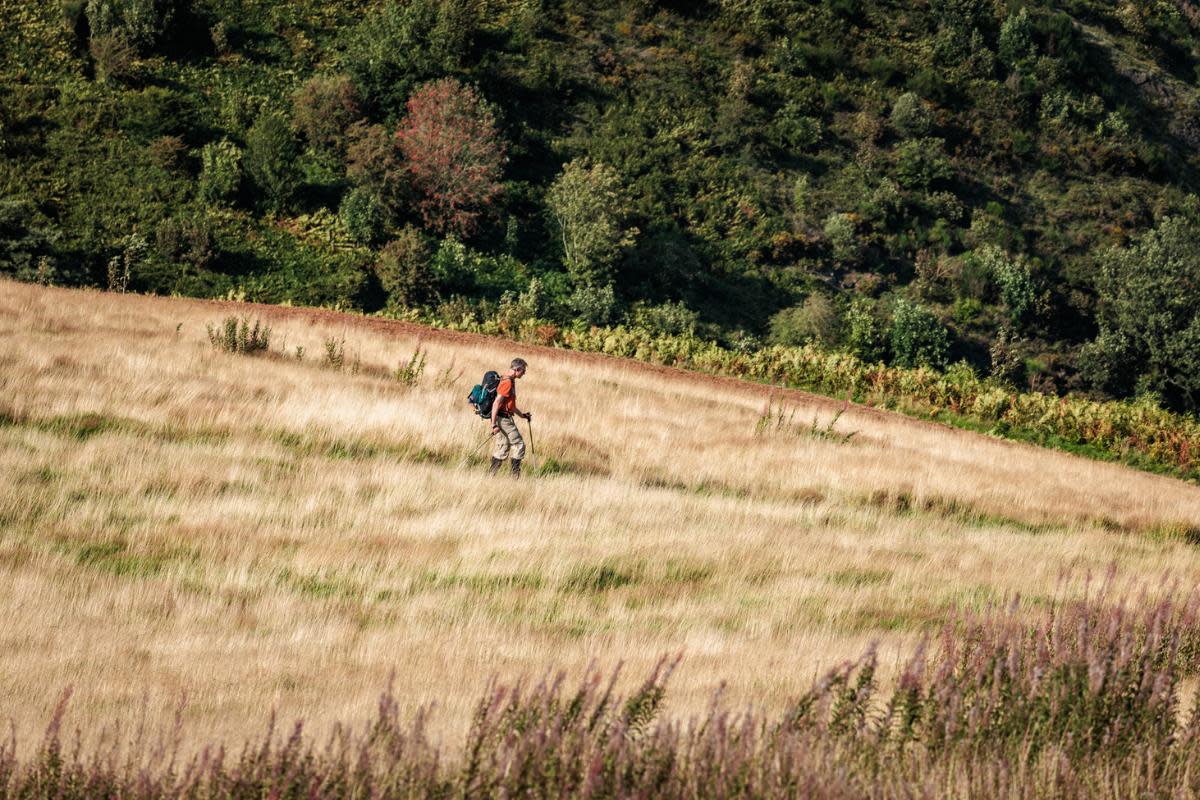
629,300,700,337
339,186,386,246
394,347,426,385
89,31,137,84
154,214,213,271
1083,215,1200,410
768,295,841,347
894,137,953,190
845,296,887,362
999,7,1035,68
339,0,476,118
206,316,271,354
978,245,1034,324
293,74,361,155
375,226,433,307
197,139,241,205
0,199,59,282
772,106,823,150
890,91,933,138
889,297,949,369
396,78,506,237
85,0,182,52
323,336,345,369
823,212,863,264
569,282,617,327
244,110,301,213
345,121,405,209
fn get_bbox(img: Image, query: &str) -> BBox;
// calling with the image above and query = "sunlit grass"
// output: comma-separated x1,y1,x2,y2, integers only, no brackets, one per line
2,278,1200,749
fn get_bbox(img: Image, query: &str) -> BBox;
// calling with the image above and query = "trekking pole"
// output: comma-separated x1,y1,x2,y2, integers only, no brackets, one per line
458,429,494,469
525,416,536,472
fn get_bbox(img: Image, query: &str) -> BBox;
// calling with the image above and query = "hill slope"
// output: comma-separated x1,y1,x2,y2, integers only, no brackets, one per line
2,279,1199,743
6,0,1200,408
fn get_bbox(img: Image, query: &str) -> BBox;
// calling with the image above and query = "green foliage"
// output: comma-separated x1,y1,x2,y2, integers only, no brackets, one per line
244,111,301,213
889,298,950,369
894,138,953,190
85,0,182,52
547,158,637,286
345,122,405,211
890,92,933,138
89,31,138,84
153,213,213,273
393,347,427,386
376,226,433,307
339,186,386,246
998,8,1035,68
768,295,841,347
823,212,863,264
629,301,700,338
0,200,59,282
568,283,617,327
293,74,361,155
338,0,476,119
9,0,1200,417
1083,215,1200,410
206,316,271,354
978,245,1034,325
845,297,887,362
197,139,242,206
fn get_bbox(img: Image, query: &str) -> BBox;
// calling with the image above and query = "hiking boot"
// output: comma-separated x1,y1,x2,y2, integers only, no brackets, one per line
489,457,503,475
511,458,522,479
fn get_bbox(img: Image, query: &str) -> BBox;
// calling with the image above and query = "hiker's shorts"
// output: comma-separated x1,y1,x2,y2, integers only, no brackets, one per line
493,416,525,460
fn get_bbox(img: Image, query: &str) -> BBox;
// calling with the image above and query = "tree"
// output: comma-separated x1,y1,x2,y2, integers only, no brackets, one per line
823,212,863,265
768,295,841,347
85,0,184,52
976,245,1034,325
1081,215,1200,410
345,122,406,211
339,0,477,119
197,139,241,206
546,158,637,287
998,8,1035,68
396,78,506,237
293,75,362,156
244,110,300,213
375,226,433,307
890,92,933,138
890,297,950,369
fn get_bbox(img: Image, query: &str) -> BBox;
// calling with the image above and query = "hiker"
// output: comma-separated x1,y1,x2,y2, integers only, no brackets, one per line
490,358,532,477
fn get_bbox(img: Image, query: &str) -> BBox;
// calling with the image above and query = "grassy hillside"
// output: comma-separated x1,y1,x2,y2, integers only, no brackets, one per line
2,278,1199,752
5,0,1200,412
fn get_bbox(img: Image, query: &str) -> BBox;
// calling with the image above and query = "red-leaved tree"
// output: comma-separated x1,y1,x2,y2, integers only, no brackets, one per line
395,78,506,237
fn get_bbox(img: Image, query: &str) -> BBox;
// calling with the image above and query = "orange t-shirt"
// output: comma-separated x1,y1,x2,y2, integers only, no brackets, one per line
495,376,517,415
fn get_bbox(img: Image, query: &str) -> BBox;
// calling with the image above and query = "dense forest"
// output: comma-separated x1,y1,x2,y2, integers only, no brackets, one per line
4,0,1200,411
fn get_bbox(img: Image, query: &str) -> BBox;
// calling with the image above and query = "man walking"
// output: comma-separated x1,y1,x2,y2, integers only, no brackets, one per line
490,358,531,477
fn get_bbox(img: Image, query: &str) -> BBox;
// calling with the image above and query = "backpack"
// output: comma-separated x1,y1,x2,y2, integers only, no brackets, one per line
467,370,502,418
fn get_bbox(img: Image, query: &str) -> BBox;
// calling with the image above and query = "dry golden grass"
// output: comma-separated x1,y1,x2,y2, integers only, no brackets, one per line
2,278,1200,748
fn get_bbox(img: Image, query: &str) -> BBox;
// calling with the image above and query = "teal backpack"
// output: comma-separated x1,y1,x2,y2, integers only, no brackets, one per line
466,371,502,418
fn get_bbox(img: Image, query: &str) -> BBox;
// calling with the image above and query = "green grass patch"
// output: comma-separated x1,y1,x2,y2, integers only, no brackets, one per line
826,568,893,588
277,567,363,600
73,539,195,578
561,562,640,594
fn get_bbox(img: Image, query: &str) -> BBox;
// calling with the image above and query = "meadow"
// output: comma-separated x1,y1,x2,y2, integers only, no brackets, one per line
3,279,1200,782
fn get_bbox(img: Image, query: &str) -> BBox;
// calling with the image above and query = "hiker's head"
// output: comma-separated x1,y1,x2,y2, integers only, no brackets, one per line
510,357,527,378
